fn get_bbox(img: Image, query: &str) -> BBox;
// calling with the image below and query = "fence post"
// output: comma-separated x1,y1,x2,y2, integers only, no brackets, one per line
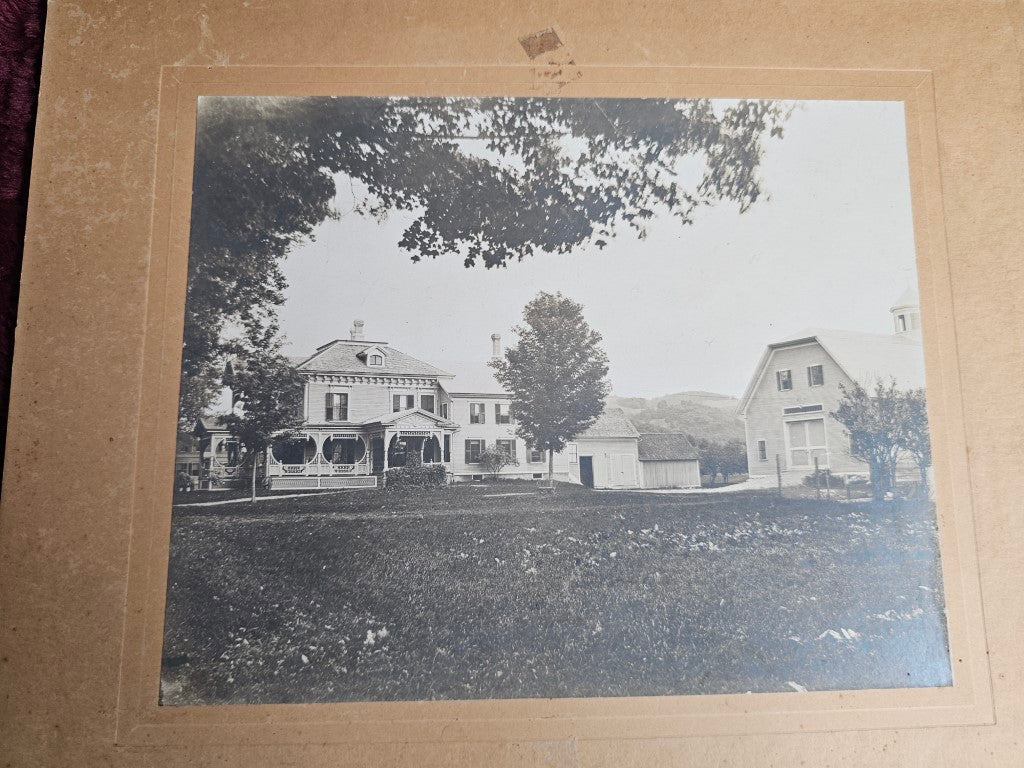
825,465,831,500
775,454,782,497
814,457,821,501
845,475,851,501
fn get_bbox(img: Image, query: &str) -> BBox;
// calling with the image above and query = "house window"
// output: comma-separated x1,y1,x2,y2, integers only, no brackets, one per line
469,402,486,424
567,443,578,464
369,354,383,366
495,439,516,460
465,439,485,464
441,402,450,419
757,440,767,462
807,364,825,387
393,394,414,412
528,445,545,463
421,394,436,413
495,403,511,424
776,370,793,391
787,418,828,468
325,392,348,421
443,434,451,462
896,314,908,332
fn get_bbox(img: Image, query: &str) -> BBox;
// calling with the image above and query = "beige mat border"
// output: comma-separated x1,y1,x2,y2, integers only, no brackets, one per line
114,64,992,746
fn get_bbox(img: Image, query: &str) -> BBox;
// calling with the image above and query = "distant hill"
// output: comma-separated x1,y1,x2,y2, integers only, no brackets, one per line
608,391,744,443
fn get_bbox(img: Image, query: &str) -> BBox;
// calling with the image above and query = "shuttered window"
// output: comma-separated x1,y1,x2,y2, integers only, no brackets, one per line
496,439,516,460
325,392,348,421
465,439,485,464
495,403,511,424
393,394,414,412
469,403,485,424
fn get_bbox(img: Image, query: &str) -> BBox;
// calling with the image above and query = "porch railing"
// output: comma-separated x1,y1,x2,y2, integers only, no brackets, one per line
266,454,371,477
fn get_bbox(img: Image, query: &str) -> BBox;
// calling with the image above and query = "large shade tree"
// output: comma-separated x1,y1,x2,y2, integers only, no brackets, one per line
181,96,791,425
490,292,611,487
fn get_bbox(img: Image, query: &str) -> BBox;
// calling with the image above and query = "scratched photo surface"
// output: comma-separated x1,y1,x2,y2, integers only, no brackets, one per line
161,96,950,705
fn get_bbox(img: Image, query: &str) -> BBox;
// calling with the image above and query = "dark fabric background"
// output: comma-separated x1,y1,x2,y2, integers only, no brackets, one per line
0,0,45,476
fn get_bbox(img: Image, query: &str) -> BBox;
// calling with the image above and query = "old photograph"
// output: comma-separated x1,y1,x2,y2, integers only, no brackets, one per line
161,95,950,705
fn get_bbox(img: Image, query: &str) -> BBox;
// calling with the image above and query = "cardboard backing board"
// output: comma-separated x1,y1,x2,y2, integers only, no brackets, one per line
2,2,1023,765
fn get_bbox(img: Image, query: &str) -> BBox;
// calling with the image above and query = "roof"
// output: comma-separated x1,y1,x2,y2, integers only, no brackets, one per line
737,327,926,416
890,287,920,310
359,407,458,429
435,359,508,396
637,433,699,461
296,340,453,378
577,408,640,439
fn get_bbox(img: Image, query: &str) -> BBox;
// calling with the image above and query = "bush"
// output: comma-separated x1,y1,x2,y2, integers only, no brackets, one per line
385,463,447,488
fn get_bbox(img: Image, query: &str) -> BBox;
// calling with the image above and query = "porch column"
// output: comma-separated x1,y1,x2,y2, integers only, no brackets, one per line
382,428,391,473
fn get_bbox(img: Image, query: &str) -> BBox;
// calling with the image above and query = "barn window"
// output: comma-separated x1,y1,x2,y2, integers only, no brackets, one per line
776,369,793,391
757,440,767,461
807,364,825,387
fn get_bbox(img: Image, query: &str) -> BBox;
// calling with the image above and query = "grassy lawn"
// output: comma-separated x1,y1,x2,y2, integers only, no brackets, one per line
160,483,951,705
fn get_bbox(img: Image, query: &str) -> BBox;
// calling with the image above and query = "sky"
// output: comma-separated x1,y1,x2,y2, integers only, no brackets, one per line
276,99,919,399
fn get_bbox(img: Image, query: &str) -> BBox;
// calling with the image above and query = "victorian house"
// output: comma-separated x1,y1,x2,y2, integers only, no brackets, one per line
188,321,574,489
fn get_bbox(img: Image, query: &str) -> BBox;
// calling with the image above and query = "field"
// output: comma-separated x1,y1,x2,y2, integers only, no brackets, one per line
160,483,951,705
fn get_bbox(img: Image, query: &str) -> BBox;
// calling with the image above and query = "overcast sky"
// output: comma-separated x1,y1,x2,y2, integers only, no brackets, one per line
277,99,919,399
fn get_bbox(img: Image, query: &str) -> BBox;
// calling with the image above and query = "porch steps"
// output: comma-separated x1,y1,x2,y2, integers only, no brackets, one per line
267,475,378,490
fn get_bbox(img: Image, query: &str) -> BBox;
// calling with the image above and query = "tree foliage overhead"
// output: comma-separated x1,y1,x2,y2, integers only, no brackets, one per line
490,292,611,484
181,96,790,424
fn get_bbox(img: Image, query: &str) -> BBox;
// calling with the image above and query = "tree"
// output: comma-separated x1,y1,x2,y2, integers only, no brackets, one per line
221,324,304,502
490,292,611,487
719,439,749,484
831,378,915,500
479,447,518,481
696,438,747,485
181,97,791,425
898,388,932,490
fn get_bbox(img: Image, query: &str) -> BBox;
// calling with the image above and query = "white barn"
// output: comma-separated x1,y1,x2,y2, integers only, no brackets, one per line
736,290,926,486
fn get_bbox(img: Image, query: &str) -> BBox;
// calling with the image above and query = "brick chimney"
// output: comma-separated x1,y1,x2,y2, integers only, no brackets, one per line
350,319,365,341
491,333,502,358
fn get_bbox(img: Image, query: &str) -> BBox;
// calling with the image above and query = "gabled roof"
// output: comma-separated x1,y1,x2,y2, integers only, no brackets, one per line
637,433,699,461
578,408,640,439
890,287,920,311
736,328,926,416
295,340,453,378
359,407,458,429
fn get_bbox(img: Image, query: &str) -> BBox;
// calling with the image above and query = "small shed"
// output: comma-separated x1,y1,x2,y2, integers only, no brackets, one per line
572,409,641,489
637,433,701,489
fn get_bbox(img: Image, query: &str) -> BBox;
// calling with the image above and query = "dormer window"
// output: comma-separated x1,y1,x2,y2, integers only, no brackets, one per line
357,345,387,367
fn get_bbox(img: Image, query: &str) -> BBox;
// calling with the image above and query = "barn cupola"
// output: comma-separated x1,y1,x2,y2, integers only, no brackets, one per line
890,287,921,335
491,333,502,359
350,319,365,341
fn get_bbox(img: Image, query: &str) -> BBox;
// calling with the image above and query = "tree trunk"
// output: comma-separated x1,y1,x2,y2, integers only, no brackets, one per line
250,449,259,503
547,448,554,490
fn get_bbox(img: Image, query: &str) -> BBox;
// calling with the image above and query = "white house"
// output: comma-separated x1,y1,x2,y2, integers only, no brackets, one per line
184,320,706,491
189,322,572,489
736,289,926,485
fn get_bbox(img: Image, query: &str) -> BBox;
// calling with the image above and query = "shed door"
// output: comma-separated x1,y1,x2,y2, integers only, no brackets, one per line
610,454,637,488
